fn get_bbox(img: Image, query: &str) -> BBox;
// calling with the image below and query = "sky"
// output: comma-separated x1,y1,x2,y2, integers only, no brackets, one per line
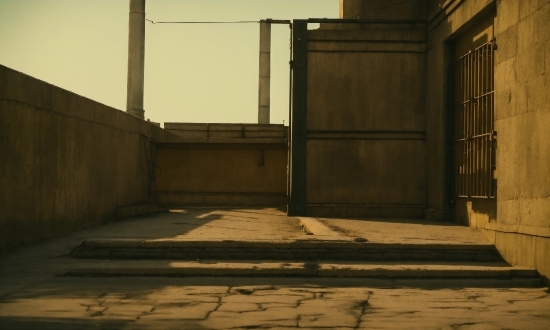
0,0,338,126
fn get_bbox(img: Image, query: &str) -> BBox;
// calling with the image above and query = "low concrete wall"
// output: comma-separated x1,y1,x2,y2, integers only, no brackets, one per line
0,65,170,252
155,123,288,207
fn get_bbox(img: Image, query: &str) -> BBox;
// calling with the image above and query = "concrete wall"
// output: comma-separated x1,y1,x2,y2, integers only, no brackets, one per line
0,65,170,252
425,0,550,280
156,123,288,207
340,0,427,20
305,27,427,218
491,0,550,280
424,0,497,220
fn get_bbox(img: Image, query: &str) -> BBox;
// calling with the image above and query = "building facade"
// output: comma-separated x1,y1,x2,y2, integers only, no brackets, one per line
288,0,549,278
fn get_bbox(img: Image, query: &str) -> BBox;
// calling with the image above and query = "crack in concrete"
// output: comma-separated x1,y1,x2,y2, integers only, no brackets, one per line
353,295,371,330
202,297,222,321
450,322,480,329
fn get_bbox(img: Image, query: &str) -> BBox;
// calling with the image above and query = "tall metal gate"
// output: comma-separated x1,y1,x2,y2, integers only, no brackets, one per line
289,19,428,217
448,39,496,200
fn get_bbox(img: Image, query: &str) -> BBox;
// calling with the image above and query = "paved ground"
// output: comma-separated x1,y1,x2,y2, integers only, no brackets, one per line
1,208,549,329
1,277,549,329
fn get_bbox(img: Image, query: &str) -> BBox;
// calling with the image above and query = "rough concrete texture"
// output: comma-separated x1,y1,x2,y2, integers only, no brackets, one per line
423,0,550,280
0,65,174,253
39,209,530,279
496,0,550,279
37,207,493,245
1,277,549,330
0,209,548,329
156,123,288,207
340,0,427,20
317,217,490,245
494,0,550,228
154,148,287,207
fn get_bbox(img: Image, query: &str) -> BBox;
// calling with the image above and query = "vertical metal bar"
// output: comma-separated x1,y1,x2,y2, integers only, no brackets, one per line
483,48,486,196
460,58,464,196
487,44,493,197
476,48,480,197
472,51,476,197
288,20,308,216
461,58,466,196
487,44,491,196
484,45,489,196
467,54,471,197
490,40,495,197
287,23,293,208
473,50,477,197
456,62,461,197
458,60,461,196
448,59,456,208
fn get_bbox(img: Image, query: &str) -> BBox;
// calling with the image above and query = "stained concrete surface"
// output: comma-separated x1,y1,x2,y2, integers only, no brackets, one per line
317,217,490,245
1,208,549,329
1,277,549,329
27,207,492,244
0,64,172,253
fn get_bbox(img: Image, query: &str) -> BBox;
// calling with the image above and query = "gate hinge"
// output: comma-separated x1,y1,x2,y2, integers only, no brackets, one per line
289,60,293,68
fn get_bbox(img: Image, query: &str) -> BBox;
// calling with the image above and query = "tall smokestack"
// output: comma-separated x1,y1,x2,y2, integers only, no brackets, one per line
258,20,271,124
126,0,146,119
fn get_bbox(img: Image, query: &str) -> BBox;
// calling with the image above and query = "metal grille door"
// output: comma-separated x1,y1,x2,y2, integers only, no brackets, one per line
449,40,496,198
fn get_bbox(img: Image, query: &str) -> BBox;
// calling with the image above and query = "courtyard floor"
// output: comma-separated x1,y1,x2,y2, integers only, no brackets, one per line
1,208,549,329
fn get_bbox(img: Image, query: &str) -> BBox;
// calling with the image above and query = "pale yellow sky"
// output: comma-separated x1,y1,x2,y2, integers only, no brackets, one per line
0,0,338,125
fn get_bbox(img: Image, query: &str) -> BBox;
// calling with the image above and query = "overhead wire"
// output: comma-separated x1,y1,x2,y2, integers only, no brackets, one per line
146,19,259,24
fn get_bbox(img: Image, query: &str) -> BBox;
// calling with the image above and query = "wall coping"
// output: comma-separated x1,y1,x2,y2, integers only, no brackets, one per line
485,223,550,239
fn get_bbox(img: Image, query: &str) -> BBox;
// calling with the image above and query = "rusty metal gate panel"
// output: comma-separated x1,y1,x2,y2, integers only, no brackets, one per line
449,39,496,199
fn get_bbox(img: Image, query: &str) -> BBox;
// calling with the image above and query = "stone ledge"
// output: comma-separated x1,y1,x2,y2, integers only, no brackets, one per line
484,223,550,238
116,205,166,219
63,260,540,284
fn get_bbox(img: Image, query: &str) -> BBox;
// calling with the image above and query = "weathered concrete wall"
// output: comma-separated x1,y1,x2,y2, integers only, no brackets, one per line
491,0,550,280
305,28,427,218
156,123,287,207
0,65,169,252
425,0,550,280
340,0,427,20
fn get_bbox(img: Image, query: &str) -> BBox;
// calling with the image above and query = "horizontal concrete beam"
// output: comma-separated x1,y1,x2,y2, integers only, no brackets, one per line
154,137,287,145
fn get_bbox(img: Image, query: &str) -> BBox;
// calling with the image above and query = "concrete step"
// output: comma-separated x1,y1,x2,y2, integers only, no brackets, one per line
71,238,503,262
116,205,166,219
63,260,541,287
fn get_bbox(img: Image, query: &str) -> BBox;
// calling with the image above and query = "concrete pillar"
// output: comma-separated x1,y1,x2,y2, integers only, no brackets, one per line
258,20,271,124
126,0,146,120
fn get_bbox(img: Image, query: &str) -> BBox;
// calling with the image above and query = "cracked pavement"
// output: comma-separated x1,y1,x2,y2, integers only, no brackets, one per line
1,208,549,329
1,277,549,329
